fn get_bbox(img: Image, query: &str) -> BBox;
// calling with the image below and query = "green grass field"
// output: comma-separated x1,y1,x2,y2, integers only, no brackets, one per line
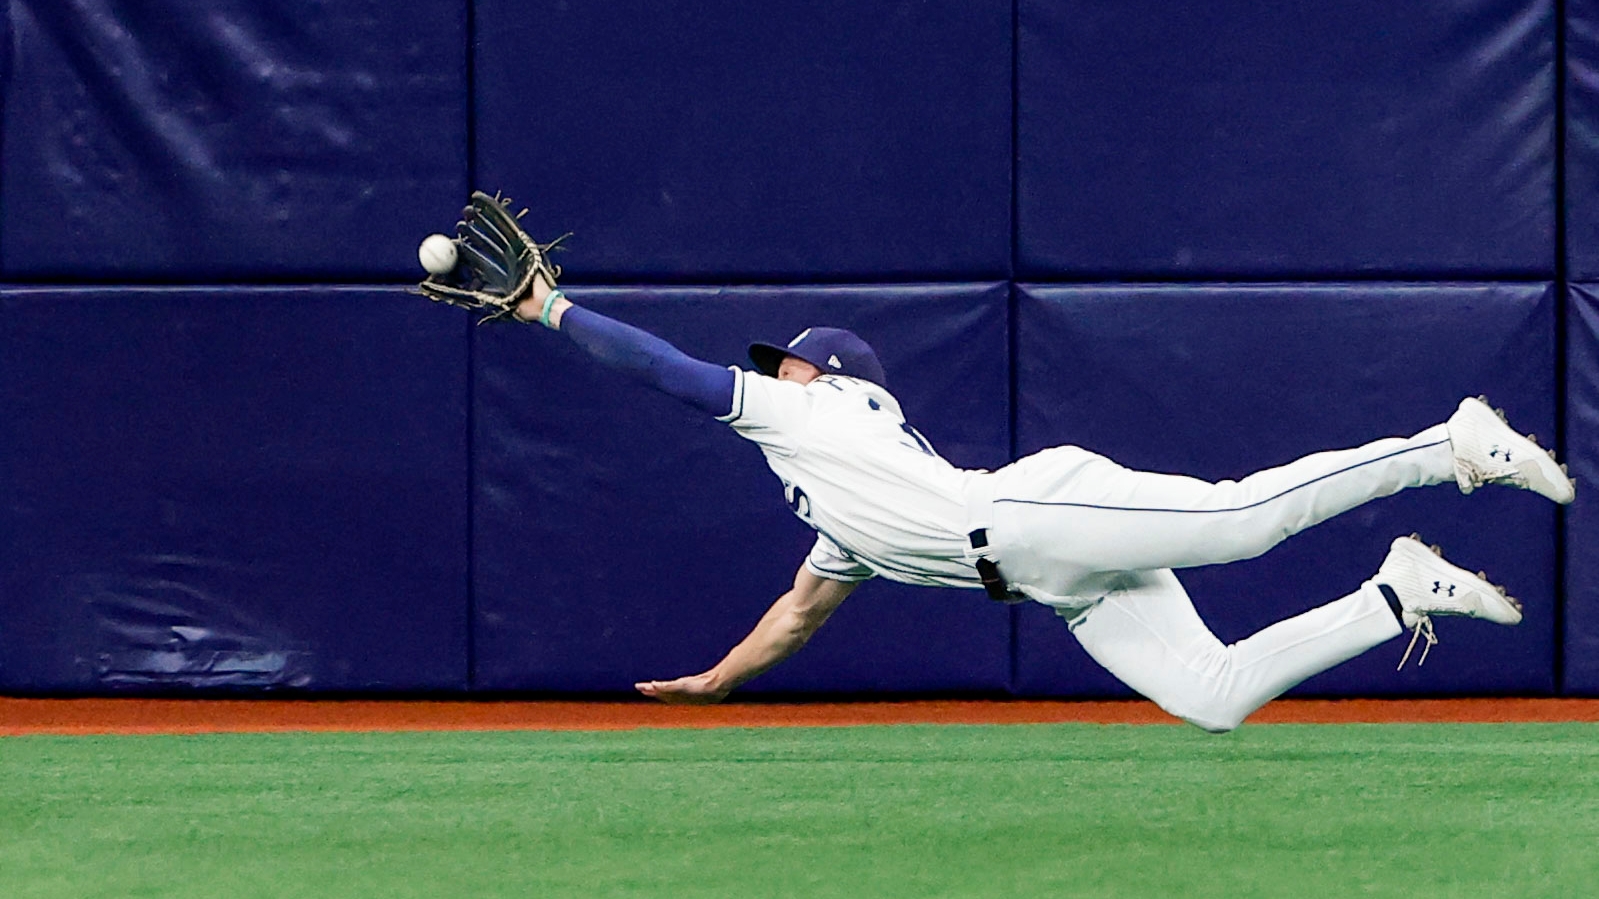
2,723,1597,898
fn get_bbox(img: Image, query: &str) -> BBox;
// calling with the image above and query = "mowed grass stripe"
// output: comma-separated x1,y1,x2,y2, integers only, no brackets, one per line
2,724,1596,899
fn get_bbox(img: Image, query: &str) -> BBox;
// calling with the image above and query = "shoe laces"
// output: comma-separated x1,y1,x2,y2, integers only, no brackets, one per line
1398,616,1437,670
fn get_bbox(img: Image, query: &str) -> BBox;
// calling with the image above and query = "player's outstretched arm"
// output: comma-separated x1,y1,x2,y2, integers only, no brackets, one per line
635,566,858,704
516,277,736,417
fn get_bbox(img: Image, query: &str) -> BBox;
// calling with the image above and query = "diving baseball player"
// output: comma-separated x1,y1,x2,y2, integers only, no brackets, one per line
416,194,1575,732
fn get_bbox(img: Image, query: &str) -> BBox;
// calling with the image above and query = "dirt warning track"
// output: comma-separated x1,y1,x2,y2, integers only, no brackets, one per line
3,698,1598,735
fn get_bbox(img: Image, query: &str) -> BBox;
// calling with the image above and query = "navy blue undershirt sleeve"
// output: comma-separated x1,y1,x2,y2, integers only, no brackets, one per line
559,305,737,417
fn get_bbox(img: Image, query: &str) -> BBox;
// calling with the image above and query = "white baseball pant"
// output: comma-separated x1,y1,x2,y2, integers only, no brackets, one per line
981,423,1454,731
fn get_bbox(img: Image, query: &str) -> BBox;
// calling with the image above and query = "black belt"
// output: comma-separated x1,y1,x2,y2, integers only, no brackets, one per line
968,528,1021,603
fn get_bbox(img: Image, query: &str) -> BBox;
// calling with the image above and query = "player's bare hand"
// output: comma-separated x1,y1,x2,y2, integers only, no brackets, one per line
635,673,729,705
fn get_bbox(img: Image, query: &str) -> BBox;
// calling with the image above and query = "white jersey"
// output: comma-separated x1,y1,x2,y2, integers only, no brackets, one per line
719,368,982,588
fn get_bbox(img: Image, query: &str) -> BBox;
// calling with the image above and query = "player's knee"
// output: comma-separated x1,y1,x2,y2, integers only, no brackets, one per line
1161,695,1247,734
1192,525,1293,568
1183,714,1243,735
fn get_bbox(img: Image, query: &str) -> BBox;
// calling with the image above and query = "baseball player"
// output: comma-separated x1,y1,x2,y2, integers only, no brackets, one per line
417,194,1576,732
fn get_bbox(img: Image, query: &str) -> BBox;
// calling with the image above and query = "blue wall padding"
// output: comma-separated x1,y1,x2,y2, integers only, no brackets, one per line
1017,0,1556,279
472,1,1012,282
470,285,1013,694
1563,285,1599,694
0,3,1586,698
1012,284,1559,697
0,3,11,116
0,288,470,692
1568,3,1599,279
0,0,467,280
0,4,9,270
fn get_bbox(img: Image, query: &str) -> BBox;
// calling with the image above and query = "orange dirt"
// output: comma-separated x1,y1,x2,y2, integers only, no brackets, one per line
2,697,1597,736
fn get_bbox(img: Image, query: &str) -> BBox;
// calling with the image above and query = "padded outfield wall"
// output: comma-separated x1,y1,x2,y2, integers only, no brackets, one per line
0,0,1592,696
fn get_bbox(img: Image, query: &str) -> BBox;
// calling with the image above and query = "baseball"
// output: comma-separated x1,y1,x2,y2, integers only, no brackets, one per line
418,234,458,275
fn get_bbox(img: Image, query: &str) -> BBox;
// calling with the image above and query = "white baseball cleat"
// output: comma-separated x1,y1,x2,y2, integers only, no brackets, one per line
1374,534,1523,669
1447,396,1575,504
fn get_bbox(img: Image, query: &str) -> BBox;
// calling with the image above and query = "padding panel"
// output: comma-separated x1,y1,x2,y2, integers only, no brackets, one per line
473,1,1011,281
0,288,470,692
1012,283,1558,698
0,1,467,280
1563,285,1599,693
471,285,1012,694
1017,0,1556,279
1567,2,1599,279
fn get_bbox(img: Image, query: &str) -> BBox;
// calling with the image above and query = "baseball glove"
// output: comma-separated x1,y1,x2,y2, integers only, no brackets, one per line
413,191,569,324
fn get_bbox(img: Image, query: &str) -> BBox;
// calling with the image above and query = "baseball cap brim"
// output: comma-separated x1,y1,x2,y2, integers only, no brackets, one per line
747,342,793,377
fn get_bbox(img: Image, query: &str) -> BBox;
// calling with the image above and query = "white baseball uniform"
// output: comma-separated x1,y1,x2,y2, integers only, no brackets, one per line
722,367,1456,731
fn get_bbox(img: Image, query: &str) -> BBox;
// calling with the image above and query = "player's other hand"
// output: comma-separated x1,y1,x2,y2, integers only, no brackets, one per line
635,673,730,705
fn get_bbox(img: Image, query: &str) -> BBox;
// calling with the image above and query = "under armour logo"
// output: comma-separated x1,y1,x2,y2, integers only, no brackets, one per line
1432,581,1456,597
1490,445,1513,462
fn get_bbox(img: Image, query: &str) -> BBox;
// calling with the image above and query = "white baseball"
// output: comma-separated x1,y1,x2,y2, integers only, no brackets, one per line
418,234,458,275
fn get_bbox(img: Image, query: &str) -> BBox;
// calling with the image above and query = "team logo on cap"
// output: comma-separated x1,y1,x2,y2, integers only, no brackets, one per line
828,355,841,368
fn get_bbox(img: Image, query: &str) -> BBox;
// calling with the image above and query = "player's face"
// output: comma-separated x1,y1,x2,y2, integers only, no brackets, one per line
777,355,824,384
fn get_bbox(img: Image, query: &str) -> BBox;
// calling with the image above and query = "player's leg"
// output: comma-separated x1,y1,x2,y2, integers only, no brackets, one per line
1063,569,1401,733
989,397,1570,590
1063,538,1523,732
991,426,1452,589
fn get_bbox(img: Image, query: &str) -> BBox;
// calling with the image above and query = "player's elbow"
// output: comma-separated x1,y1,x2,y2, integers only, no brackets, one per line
782,608,825,645
776,599,837,651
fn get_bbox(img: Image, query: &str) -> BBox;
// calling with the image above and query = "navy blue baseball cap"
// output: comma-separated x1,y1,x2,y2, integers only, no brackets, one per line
748,327,887,386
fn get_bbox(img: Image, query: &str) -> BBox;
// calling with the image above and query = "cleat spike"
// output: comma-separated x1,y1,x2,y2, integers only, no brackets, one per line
1528,434,1539,445
1429,544,1443,556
